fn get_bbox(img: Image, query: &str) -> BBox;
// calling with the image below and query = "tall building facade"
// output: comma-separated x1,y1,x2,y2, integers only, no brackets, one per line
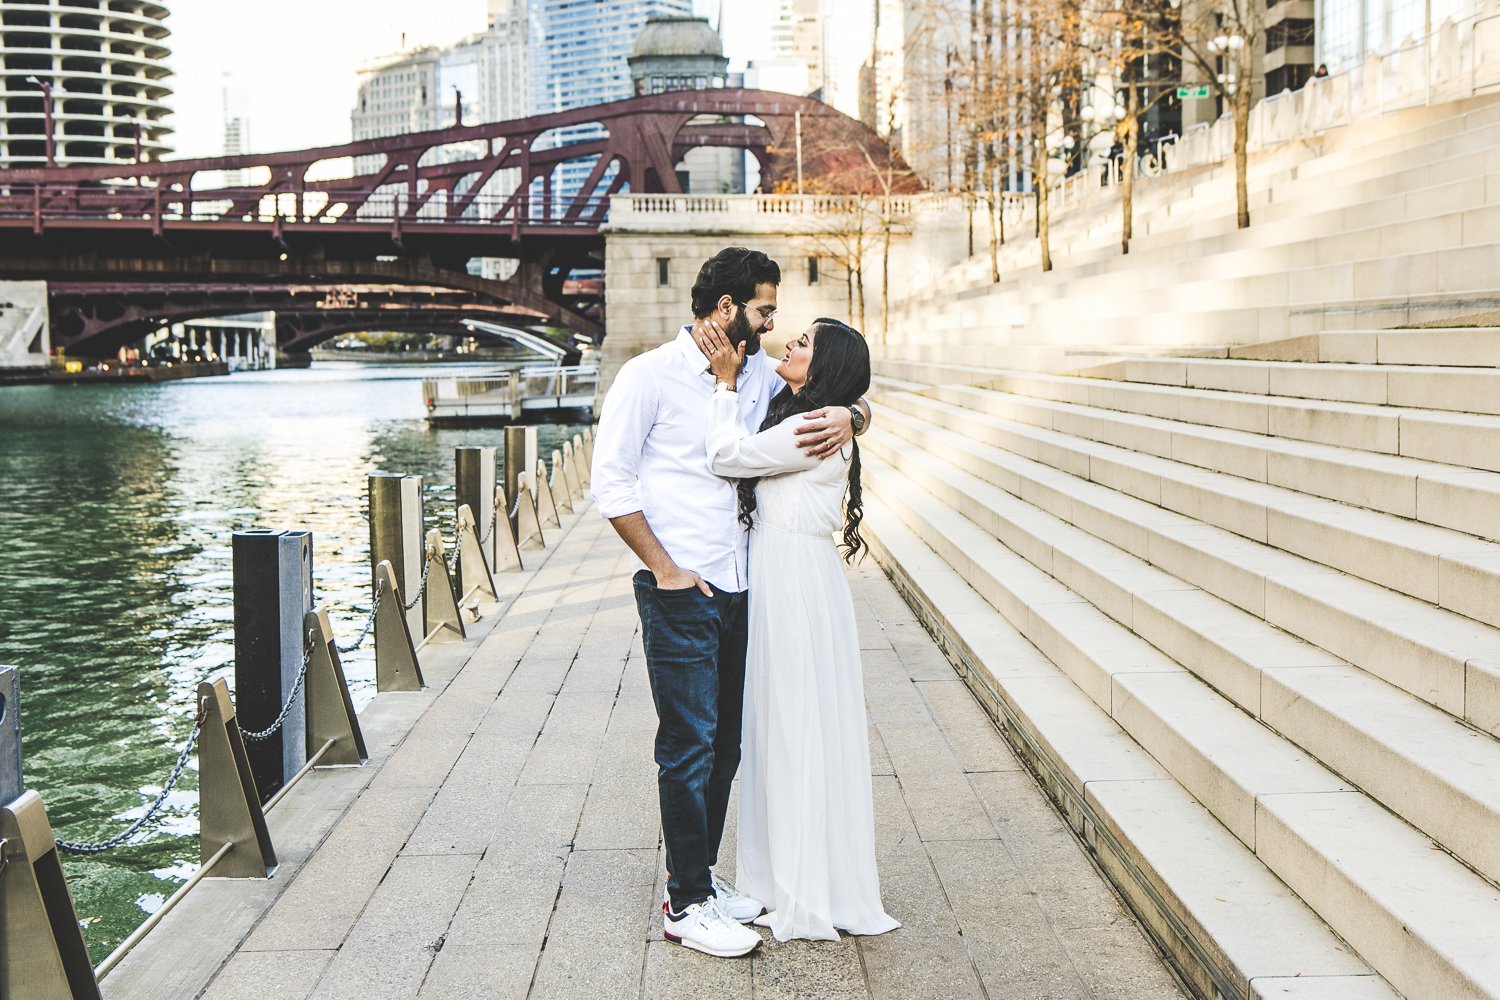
0,0,173,166
527,0,692,208
1317,0,1473,70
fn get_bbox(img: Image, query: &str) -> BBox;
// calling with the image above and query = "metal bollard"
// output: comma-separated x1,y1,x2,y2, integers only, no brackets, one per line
562,439,584,502
573,433,590,491
534,458,562,529
232,529,313,802
550,449,573,515
514,472,546,550
1,793,101,1000
369,472,425,644
455,445,497,582
0,666,18,808
196,676,277,877
305,612,367,766
420,529,466,647
503,426,537,538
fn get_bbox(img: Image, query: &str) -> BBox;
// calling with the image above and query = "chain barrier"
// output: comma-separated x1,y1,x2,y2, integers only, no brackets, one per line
402,558,433,612
334,579,383,654
55,706,207,855
477,495,504,546
240,642,313,744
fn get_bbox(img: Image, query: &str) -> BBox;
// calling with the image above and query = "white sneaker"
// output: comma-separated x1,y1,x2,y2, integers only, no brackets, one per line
662,872,767,924
711,871,767,923
663,897,762,958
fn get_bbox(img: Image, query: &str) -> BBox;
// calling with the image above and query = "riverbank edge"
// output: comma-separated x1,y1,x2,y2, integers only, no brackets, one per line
95,503,594,1000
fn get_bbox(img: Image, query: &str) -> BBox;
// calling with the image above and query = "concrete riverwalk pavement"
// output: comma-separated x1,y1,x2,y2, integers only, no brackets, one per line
105,505,1182,1000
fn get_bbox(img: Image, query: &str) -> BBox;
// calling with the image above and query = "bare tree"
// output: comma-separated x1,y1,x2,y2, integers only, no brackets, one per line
1176,0,1262,228
1080,0,1181,253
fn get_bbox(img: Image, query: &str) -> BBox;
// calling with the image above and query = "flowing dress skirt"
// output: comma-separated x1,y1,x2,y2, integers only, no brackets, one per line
735,519,901,942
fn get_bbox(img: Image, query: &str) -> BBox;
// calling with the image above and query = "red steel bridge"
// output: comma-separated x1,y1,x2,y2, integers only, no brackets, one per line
0,89,896,358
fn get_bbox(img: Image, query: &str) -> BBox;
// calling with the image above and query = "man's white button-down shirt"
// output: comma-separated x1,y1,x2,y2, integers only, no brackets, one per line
591,325,784,593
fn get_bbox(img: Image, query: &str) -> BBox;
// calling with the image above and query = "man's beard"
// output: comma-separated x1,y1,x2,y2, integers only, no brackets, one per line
727,308,761,356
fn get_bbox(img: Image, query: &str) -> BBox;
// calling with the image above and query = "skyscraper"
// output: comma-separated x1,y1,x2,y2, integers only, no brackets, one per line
0,0,173,166
527,0,693,208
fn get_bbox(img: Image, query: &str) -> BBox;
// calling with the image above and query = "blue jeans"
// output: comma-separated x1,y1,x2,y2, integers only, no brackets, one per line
633,569,748,912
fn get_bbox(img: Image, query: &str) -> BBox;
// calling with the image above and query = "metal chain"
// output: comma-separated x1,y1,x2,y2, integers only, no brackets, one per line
335,579,383,654
402,558,432,612
510,490,524,519
241,643,313,744
55,709,206,855
480,500,498,548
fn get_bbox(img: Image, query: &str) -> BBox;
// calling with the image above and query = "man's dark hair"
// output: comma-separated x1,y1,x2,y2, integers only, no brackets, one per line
690,247,781,318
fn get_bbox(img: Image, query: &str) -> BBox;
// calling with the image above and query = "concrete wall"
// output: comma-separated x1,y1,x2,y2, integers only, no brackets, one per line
0,282,49,371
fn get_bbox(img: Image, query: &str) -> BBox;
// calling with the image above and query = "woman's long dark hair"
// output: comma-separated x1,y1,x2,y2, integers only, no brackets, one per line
736,318,871,562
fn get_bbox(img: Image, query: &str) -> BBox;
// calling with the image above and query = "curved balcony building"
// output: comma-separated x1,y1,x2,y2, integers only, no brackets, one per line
0,0,172,167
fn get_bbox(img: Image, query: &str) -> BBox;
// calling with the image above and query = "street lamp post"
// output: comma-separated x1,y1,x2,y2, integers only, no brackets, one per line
24,76,56,168
452,85,463,128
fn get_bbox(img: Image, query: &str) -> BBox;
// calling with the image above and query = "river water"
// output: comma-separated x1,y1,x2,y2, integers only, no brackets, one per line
0,362,587,964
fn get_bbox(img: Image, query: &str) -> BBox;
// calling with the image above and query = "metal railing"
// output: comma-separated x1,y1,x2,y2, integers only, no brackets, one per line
422,363,599,421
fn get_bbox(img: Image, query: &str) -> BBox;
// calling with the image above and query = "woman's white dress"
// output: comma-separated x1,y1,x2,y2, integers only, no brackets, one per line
706,387,900,942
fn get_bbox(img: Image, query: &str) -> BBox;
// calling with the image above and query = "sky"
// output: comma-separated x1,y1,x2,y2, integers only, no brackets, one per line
163,0,771,159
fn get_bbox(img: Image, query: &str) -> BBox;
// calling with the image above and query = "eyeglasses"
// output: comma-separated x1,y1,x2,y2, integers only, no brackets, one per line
734,300,777,322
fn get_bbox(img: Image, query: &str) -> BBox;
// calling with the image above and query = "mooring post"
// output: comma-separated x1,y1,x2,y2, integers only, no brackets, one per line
0,666,18,809
454,445,497,588
231,529,313,802
502,426,536,538
549,448,573,515
582,426,594,466
369,472,425,644
534,458,562,528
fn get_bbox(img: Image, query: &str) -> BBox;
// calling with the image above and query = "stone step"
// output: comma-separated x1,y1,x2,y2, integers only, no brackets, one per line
887,378,1500,545
866,455,1500,1000
869,388,1500,734
868,410,1500,890
859,485,1395,1000
1237,327,1500,367
1088,355,1500,417
878,387,1500,630
941,368,1500,474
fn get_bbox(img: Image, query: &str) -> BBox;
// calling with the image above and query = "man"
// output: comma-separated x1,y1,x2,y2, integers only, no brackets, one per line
591,247,870,958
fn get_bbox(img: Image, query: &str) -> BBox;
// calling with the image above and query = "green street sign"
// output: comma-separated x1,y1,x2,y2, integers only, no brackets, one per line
1177,85,1212,98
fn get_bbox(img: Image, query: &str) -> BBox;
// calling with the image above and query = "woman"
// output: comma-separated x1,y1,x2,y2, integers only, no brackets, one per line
701,316,900,943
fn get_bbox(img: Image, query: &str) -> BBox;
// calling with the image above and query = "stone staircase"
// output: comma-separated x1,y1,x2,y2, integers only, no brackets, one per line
882,93,1500,368
861,324,1500,999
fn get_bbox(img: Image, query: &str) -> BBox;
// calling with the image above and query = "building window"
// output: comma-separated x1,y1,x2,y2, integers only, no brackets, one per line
808,257,820,285
657,257,670,287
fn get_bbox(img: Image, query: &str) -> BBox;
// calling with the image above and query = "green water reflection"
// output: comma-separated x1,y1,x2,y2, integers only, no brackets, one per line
0,362,587,963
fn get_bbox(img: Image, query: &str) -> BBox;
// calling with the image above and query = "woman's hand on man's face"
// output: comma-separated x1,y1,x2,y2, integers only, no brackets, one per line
697,317,745,385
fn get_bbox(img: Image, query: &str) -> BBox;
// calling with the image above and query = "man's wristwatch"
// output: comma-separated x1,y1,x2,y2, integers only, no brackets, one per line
847,404,867,434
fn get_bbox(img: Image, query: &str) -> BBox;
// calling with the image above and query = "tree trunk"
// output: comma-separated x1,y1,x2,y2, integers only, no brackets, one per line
854,264,866,331
1034,143,1052,272
1121,89,1139,255
881,205,891,343
1233,68,1251,229
986,191,1000,283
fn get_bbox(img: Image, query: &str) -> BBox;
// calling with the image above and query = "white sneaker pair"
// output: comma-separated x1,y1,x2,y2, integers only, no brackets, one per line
663,896,762,958
662,872,767,958
662,871,767,923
